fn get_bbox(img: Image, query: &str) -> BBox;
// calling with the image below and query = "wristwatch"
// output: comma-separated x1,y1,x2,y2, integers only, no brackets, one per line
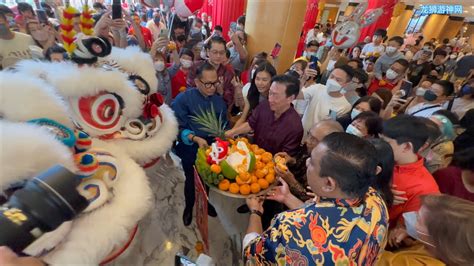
250,209,263,217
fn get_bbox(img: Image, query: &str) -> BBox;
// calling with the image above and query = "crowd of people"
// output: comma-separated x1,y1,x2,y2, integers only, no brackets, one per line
1,1,474,265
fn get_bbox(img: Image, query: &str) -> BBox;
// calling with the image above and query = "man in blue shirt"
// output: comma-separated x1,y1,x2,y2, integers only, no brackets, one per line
172,62,228,226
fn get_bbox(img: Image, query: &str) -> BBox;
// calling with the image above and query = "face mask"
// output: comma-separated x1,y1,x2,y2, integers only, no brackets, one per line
346,124,364,137
351,108,361,120
386,46,397,55
423,46,430,50
304,51,317,58
327,59,336,71
449,54,457,59
200,49,208,60
0,24,10,37
180,58,193,68
416,87,427,97
190,27,200,35
423,90,438,102
31,29,49,42
402,212,418,239
154,61,165,72
460,84,473,96
326,78,342,93
385,69,398,80
344,82,358,92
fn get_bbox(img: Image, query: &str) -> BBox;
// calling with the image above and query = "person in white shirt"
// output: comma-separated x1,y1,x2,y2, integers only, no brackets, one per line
0,6,36,69
407,80,454,118
297,65,353,140
305,24,324,44
146,11,166,41
360,28,386,59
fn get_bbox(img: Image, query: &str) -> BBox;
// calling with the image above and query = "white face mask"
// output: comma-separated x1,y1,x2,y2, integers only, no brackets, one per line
385,69,398,80
416,87,427,97
402,212,418,239
304,51,317,58
386,46,397,55
351,108,361,120
449,54,457,59
180,58,193,68
326,78,342,93
200,49,208,60
327,59,336,71
346,124,364,137
154,61,165,72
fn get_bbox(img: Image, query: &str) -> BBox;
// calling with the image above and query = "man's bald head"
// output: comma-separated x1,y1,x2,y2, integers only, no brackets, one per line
306,120,344,153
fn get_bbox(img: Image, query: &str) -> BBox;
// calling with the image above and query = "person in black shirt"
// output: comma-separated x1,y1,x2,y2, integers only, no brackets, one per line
428,48,448,79
407,49,432,86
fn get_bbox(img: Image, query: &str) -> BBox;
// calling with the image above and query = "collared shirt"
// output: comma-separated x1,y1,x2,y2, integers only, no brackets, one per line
171,88,228,138
244,187,389,265
186,60,235,107
389,156,439,228
248,100,303,156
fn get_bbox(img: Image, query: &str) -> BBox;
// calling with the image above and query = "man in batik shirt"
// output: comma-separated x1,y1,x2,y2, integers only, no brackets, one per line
243,133,389,265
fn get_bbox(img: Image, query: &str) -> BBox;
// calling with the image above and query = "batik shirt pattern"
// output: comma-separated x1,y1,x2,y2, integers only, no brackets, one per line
244,187,389,266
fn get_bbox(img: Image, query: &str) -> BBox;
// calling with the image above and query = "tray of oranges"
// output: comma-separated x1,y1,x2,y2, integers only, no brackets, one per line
195,137,284,198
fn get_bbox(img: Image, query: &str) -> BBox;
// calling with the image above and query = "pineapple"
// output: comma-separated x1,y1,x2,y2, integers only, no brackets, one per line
190,103,227,138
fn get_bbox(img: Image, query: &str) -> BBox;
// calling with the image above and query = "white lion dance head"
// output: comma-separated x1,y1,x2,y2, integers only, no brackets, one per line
0,36,178,265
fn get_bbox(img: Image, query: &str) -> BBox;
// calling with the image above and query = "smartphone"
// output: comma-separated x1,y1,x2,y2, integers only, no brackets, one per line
112,0,122,20
36,9,48,24
309,55,318,70
400,80,413,99
159,28,169,39
271,43,282,59
230,22,237,33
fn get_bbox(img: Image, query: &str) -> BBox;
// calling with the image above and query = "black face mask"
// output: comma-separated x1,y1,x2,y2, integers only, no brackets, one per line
426,74,438,80
424,90,438,102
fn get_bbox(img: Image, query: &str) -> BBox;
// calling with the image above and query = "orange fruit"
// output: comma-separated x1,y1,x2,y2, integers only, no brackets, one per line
236,177,245,185
255,148,265,155
265,173,275,184
250,175,258,184
266,162,275,168
261,152,273,163
229,183,240,194
250,183,261,194
210,164,221,174
239,172,251,182
250,144,259,152
239,184,251,195
256,161,265,170
258,178,269,189
218,179,230,191
268,168,275,175
255,169,266,179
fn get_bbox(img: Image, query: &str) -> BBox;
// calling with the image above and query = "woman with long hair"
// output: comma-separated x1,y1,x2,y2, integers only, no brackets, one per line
233,61,276,127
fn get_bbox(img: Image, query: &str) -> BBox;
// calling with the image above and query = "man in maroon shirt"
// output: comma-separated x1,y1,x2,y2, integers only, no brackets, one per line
225,74,303,157
187,36,235,107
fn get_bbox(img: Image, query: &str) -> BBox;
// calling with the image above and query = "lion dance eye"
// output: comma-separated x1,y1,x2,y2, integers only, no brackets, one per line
75,93,123,131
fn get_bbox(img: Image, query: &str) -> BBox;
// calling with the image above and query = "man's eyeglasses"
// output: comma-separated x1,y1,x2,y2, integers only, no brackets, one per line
200,79,221,88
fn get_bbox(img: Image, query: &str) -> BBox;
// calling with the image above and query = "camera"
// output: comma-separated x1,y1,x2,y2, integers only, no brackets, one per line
0,165,89,252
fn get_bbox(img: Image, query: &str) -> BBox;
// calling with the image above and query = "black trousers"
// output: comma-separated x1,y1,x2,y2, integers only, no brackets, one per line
174,139,213,211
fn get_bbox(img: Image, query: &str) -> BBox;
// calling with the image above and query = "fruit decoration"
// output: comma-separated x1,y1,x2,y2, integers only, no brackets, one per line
195,137,277,197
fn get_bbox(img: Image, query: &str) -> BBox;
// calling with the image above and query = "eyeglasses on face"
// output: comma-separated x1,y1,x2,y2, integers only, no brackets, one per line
199,79,220,88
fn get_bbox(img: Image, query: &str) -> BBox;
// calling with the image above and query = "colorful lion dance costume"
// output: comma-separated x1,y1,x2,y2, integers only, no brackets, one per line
0,38,178,264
